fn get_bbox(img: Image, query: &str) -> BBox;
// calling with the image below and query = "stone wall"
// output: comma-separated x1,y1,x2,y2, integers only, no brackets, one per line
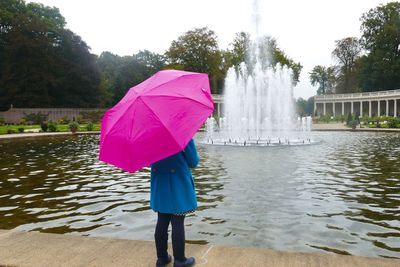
0,108,105,124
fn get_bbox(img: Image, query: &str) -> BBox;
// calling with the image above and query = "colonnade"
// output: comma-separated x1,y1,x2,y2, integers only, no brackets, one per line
314,90,400,117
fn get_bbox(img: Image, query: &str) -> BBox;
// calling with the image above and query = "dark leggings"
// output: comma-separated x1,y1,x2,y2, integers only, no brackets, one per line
155,212,186,261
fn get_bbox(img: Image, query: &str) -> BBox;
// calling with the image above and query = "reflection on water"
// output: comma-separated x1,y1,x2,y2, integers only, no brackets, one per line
0,132,399,258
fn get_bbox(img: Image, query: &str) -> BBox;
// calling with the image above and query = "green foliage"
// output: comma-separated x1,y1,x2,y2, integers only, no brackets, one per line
387,117,400,128
68,121,79,132
0,0,102,109
320,115,332,123
79,110,104,123
309,65,336,95
97,51,165,106
47,121,57,132
348,120,358,129
86,121,94,131
75,115,84,124
346,113,353,125
296,97,314,116
6,129,16,134
229,32,251,72
165,27,224,94
23,112,48,124
306,97,314,116
358,2,400,91
296,98,307,116
332,37,362,93
17,127,24,133
226,32,302,85
361,114,369,125
40,121,48,132
57,116,70,124
0,117,4,125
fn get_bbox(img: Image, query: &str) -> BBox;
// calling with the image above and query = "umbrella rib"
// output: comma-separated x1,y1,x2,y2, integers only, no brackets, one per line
138,96,183,150
143,94,214,111
140,73,204,94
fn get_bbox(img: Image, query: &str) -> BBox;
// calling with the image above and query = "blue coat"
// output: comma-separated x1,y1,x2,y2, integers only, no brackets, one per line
150,139,199,214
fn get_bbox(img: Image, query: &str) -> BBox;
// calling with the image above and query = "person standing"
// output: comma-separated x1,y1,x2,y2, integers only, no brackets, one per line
150,139,199,267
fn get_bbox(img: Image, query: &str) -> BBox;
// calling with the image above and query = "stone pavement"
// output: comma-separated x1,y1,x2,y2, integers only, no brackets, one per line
0,230,398,267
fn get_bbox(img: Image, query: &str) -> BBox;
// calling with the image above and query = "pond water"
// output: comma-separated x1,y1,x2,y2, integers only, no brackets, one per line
0,132,399,258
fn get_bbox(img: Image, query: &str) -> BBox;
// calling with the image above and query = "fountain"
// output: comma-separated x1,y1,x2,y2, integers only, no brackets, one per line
204,1,315,146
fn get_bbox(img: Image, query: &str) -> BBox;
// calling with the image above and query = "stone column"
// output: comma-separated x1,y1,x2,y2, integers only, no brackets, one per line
386,100,389,116
369,101,372,117
332,102,336,117
378,100,380,117
314,102,317,116
323,102,326,116
395,99,397,117
360,101,363,116
342,102,345,115
351,101,354,114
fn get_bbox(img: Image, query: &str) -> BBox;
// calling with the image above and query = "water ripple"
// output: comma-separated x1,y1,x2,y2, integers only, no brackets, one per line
0,133,399,258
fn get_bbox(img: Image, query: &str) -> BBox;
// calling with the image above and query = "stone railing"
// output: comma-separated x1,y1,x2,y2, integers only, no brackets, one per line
0,108,105,124
212,94,223,103
314,89,400,101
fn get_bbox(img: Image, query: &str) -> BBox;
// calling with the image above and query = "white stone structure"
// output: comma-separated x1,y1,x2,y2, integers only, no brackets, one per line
314,89,400,117
0,108,104,124
212,94,223,118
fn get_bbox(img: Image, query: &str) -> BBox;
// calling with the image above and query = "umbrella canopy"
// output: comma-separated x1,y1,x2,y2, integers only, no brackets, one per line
99,69,214,173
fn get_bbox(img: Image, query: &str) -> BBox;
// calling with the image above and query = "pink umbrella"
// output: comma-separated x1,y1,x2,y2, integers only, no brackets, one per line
99,69,214,173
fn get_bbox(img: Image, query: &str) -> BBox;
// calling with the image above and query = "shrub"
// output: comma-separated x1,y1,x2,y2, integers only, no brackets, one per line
23,112,48,124
18,127,24,133
69,121,79,133
40,122,48,132
0,117,4,126
58,116,70,124
349,120,358,130
6,129,16,134
387,117,400,128
76,115,85,124
86,121,94,131
320,115,331,123
80,110,104,123
48,121,58,132
346,113,353,125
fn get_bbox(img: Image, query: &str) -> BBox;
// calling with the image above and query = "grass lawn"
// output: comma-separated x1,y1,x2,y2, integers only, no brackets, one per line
0,123,100,135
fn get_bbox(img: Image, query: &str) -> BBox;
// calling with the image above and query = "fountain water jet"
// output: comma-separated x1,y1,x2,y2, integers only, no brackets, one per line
204,0,315,146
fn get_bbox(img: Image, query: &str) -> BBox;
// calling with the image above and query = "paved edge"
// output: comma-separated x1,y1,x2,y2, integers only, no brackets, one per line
0,230,399,267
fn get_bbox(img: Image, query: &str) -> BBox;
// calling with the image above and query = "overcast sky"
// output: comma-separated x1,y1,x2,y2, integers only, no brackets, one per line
29,0,393,99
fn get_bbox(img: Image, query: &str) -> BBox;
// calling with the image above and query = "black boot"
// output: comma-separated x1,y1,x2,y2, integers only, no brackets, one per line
156,254,172,267
173,257,195,267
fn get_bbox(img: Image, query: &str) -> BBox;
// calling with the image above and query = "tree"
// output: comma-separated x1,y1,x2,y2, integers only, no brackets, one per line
0,0,102,109
134,50,166,74
227,32,302,84
165,27,224,93
296,98,307,116
358,2,400,91
296,97,314,116
309,65,336,95
332,37,362,93
306,97,314,116
97,51,165,106
229,32,251,69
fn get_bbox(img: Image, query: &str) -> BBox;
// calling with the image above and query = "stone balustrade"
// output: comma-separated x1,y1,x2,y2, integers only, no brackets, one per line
314,89,400,117
0,108,105,124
